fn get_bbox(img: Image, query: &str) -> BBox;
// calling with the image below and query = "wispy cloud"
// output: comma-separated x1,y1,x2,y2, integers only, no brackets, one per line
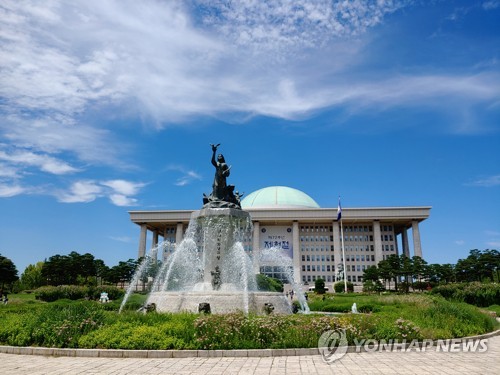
483,1,500,10
167,165,202,186
467,175,500,187
455,240,465,246
54,179,145,206
196,0,409,50
0,0,499,206
1,1,497,136
0,183,26,198
0,148,78,175
108,236,134,243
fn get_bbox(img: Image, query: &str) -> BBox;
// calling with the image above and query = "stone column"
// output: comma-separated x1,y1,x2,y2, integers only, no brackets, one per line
150,230,159,261
152,230,158,247
175,222,184,244
373,221,383,264
395,232,399,255
402,228,410,257
138,224,147,259
252,221,260,274
292,221,301,284
332,221,342,275
412,220,423,258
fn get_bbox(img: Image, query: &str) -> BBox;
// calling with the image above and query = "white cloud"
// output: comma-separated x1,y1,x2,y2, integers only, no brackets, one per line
55,179,145,206
101,180,146,196
168,165,202,186
0,149,78,175
455,240,465,246
56,180,103,203
468,175,500,187
0,183,25,197
483,1,500,10
108,235,133,243
196,0,409,50
486,241,500,247
109,194,137,207
0,163,20,178
0,0,498,188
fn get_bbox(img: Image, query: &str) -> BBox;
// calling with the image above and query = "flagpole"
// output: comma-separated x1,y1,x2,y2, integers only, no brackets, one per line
340,216,347,293
337,197,348,293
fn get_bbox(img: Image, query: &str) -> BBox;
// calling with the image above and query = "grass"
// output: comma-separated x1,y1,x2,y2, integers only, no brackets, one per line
0,292,497,350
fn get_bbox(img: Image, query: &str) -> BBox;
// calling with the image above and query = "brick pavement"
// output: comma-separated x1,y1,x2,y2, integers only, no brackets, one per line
1,334,498,374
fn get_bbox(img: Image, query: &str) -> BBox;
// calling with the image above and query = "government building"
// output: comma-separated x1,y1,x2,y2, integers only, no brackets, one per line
129,186,430,286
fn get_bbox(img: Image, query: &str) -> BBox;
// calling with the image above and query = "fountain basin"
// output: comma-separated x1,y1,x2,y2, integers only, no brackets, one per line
147,291,292,314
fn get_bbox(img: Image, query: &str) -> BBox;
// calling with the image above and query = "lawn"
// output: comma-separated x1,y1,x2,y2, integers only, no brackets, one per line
0,291,497,350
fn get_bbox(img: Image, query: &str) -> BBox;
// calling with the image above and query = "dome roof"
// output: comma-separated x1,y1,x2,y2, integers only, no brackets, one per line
241,186,320,209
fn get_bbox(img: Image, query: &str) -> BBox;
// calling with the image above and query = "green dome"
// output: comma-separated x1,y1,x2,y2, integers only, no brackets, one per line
241,186,320,209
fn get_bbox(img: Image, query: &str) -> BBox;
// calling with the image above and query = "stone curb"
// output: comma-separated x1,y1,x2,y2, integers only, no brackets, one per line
0,329,498,358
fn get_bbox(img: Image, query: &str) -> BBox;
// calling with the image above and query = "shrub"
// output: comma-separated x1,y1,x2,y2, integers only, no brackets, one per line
34,285,124,302
334,281,354,293
0,302,106,348
256,274,283,292
431,282,500,307
314,278,326,294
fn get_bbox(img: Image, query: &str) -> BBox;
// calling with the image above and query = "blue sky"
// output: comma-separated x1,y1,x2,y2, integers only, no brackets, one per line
1,0,499,274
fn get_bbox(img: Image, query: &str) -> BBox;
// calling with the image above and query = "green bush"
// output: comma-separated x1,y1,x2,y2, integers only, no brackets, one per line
256,274,284,292
0,302,106,348
334,281,354,293
0,294,496,350
34,285,124,302
431,282,500,307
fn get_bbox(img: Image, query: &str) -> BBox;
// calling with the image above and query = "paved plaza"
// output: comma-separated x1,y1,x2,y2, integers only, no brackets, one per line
1,334,498,375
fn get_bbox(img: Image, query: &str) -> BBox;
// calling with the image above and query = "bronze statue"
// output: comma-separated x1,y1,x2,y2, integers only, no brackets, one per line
210,143,230,200
203,144,243,209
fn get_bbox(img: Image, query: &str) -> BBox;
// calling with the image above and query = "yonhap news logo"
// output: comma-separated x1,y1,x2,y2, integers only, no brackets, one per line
318,330,489,364
318,329,349,363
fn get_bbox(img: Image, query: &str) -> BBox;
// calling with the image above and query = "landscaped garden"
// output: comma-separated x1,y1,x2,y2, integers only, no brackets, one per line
0,288,497,350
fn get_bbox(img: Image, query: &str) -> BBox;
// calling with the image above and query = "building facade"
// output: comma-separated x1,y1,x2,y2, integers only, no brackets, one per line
129,186,430,286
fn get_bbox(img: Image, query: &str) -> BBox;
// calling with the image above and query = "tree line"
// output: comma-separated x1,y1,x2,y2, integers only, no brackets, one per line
1,248,499,293
363,249,499,292
0,251,143,292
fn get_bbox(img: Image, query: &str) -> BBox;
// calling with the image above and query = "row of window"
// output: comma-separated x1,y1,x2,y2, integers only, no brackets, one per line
344,234,394,242
344,225,393,233
345,254,376,262
300,226,332,232
301,246,334,252
300,234,395,244
302,265,333,272
302,254,333,262
301,274,365,284
300,235,332,242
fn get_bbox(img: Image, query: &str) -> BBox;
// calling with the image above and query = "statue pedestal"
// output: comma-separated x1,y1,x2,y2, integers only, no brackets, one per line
191,208,251,287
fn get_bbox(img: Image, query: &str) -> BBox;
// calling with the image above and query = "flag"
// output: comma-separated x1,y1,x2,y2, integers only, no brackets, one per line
337,197,342,221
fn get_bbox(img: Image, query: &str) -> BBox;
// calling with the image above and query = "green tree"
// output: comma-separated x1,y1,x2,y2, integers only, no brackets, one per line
107,259,138,288
256,274,284,292
314,278,326,294
0,254,19,290
42,254,70,285
19,262,44,290
363,265,379,282
400,255,413,293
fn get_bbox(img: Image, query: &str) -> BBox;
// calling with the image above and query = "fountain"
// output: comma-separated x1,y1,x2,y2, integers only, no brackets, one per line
121,144,306,314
